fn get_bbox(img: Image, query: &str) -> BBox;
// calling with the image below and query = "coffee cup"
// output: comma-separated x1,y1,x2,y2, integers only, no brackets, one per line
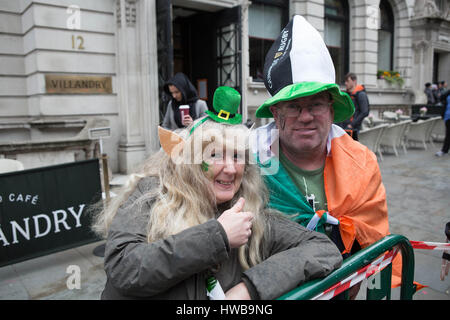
179,105,190,118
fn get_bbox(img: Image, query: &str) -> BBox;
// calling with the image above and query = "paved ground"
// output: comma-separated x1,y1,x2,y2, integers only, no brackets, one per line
0,144,449,300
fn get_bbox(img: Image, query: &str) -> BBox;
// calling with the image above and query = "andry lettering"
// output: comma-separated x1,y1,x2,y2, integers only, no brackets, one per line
0,204,86,246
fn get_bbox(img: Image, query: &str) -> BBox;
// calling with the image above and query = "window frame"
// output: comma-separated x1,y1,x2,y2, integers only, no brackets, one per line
324,0,349,85
248,0,289,82
378,0,395,71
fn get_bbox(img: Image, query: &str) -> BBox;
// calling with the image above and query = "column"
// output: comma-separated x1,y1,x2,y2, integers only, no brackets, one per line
116,0,160,174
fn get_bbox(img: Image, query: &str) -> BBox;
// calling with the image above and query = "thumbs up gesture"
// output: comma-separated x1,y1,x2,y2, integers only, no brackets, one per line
217,197,254,248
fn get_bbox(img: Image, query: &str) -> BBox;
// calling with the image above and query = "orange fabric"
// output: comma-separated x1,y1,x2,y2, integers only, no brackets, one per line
316,210,326,218
324,131,424,292
338,216,356,255
351,84,365,96
324,132,389,250
391,253,427,291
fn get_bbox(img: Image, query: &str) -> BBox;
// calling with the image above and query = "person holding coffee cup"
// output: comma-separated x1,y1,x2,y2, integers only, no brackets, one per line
162,72,208,130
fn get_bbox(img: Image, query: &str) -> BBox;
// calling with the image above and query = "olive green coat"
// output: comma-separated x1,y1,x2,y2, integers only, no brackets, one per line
101,177,342,300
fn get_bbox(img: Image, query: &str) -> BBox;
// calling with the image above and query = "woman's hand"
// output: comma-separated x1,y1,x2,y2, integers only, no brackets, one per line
225,282,251,300
182,115,193,127
217,197,254,248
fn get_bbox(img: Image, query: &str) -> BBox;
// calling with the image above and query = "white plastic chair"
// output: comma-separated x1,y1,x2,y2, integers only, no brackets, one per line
0,159,25,174
431,119,445,143
359,124,388,161
383,111,398,123
406,117,440,150
379,120,411,157
426,117,441,148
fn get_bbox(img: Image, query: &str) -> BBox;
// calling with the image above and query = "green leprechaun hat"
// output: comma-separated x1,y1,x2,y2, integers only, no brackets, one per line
205,86,242,125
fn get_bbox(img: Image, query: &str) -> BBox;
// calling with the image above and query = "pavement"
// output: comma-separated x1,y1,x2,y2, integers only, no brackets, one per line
0,144,449,300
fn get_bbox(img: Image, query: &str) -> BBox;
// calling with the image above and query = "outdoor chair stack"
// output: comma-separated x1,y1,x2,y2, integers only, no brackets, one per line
379,120,411,157
406,117,439,150
430,117,445,143
359,124,389,161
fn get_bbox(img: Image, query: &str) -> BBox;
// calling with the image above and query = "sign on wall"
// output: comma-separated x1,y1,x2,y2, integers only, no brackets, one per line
0,159,102,267
45,75,112,94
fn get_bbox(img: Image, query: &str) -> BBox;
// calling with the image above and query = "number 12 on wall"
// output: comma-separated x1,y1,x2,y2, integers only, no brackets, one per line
71,35,85,50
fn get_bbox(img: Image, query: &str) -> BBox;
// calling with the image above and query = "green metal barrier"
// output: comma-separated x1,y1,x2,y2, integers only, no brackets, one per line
278,234,415,300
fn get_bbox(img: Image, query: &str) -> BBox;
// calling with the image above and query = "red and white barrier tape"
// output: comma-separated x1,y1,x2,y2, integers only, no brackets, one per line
312,248,399,300
410,241,450,251
311,240,449,300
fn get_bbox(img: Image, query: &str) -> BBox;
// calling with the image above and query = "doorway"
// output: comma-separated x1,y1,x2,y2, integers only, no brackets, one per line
156,3,242,121
172,7,216,107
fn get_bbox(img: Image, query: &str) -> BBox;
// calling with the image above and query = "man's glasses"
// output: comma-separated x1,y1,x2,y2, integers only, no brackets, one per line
280,101,332,118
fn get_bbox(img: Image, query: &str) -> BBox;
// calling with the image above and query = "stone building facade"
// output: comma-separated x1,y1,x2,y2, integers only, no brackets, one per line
0,0,449,174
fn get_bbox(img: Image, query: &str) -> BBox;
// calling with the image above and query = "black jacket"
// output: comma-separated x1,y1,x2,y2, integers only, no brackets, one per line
163,73,202,128
337,85,369,131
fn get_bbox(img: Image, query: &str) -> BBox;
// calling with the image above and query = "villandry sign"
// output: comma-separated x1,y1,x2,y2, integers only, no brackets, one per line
0,159,102,267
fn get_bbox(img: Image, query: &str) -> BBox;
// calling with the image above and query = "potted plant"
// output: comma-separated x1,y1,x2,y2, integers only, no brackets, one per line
377,70,404,88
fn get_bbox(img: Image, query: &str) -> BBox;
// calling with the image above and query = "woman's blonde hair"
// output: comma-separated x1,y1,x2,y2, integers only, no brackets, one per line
91,117,269,270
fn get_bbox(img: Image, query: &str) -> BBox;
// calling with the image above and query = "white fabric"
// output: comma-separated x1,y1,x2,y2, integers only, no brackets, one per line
290,15,336,84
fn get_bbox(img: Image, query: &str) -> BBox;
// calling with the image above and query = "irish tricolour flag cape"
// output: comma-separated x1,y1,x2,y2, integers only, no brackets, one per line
251,122,410,288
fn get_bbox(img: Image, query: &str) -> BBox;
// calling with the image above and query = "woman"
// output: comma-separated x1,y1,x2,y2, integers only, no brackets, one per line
162,72,208,129
92,87,342,300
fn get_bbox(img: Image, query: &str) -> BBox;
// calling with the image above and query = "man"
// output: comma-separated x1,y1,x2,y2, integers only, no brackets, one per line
337,73,370,141
252,15,391,297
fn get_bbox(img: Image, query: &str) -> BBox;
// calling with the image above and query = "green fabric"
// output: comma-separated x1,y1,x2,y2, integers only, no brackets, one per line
205,86,242,124
279,150,328,213
255,81,354,123
256,153,328,233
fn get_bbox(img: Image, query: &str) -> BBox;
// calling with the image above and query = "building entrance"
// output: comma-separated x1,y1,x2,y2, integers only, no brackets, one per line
156,2,242,122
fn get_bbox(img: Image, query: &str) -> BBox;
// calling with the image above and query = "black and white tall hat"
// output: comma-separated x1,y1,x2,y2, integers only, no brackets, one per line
255,15,354,123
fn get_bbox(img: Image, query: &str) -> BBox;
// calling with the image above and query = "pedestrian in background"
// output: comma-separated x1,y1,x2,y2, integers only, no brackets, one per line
162,72,208,130
336,73,370,141
435,89,450,157
424,82,436,106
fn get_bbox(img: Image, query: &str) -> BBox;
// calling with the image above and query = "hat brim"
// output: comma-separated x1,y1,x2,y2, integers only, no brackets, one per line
255,82,354,123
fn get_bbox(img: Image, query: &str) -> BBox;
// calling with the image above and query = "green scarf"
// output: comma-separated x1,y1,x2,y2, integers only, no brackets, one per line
257,155,329,233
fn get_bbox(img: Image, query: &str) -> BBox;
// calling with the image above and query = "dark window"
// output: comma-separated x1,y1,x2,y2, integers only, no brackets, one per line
378,0,394,71
248,0,288,82
324,0,349,84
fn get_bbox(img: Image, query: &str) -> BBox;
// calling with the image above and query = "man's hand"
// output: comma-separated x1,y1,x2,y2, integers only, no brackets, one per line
225,282,251,300
217,197,254,248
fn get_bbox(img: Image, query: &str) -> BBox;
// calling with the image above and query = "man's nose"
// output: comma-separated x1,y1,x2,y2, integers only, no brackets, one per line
297,107,314,121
